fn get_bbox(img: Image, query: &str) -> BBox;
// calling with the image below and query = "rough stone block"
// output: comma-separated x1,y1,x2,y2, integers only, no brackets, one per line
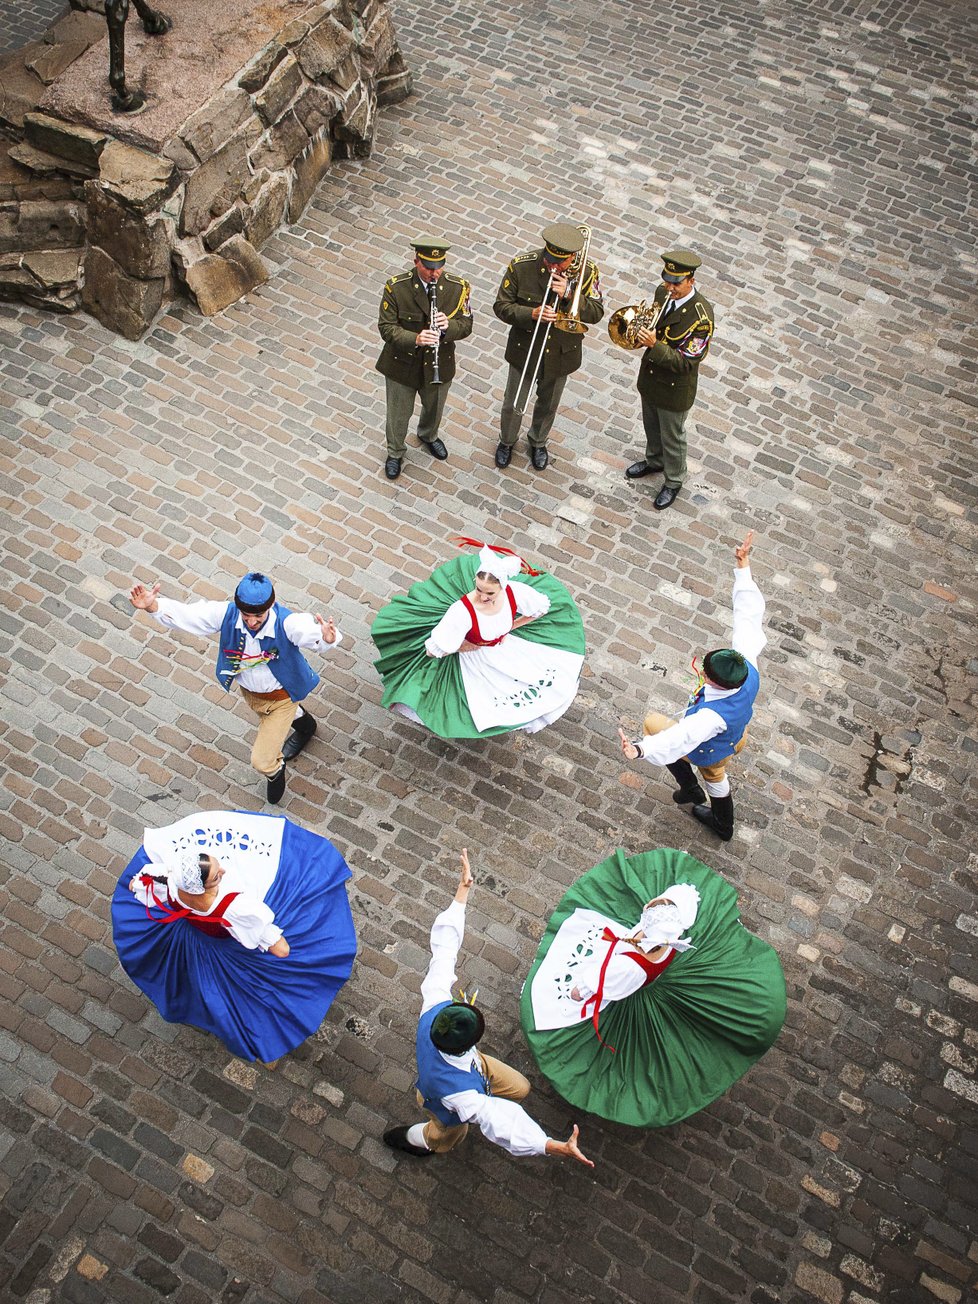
250,112,308,174
0,200,85,255
288,130,332,221
24,113,107,170
255,55,303,127
202,205,245,251
85,184,171,279
182,233,268,315
161,136,197,172
328,53,361,94
0,261,36,298
180,121,260,236
22,249,82,287
243,172,289,248
0,46,47,134
97,141,177,215
43,9,107,47
333,82,376,158
180,87,254,164
238,43,288,95
359,7,396,70
82,245,166,340
25,40,91,87
296,20,354,81
6,142,94,180
376,51,413,107
293,84,340,136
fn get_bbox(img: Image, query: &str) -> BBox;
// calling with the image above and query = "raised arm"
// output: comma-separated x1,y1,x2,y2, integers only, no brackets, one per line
419,851,473,1013
730,530,766,666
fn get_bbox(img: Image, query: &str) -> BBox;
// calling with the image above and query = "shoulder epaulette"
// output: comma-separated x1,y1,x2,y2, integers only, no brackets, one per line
512,251,539,265
387,272,412,286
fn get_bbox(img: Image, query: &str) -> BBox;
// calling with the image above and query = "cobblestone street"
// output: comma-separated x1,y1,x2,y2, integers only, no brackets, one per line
1,1,977,1301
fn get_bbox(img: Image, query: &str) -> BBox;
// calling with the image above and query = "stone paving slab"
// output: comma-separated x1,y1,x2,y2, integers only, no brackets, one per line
1,0,977,1302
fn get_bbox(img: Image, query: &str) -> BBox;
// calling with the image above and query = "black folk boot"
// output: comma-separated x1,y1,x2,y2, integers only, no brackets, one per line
666,760,706,805
692,794,734,842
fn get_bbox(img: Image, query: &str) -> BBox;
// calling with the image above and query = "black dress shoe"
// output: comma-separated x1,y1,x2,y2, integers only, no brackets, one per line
266,765,286,805
422,438,448,460
654,484,681,511
625,461,660,479
494,443,512,469
530,445,549,471
382,1126,431,1158
281,712,317,761
384,457,402,480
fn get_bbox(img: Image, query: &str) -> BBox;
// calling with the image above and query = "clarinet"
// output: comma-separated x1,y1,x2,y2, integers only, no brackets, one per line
429,279,442,386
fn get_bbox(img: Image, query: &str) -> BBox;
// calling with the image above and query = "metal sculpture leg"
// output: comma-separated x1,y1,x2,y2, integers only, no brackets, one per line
105,0,171,114
132,0,172,37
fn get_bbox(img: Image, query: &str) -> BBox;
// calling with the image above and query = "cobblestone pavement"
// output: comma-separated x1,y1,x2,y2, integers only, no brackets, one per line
0,0,66,56
2,1,977,1301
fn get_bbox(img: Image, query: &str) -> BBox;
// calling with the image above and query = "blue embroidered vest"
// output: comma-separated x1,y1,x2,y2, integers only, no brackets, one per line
416,1001,490,1125
214,602,320,700
684,662,760,766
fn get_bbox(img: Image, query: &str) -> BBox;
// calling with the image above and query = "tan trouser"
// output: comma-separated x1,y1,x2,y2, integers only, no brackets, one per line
417,1052,531,1153
239,690,298,777
643,709,747,785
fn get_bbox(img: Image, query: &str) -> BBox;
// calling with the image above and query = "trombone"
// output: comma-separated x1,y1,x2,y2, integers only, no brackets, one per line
554,224,592,336
513,269,555,415
514,224,591,414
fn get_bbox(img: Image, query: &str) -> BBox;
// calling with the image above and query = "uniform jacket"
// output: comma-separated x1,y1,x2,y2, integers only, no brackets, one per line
493,250,604,383
637,286,714,412
376,269,472,389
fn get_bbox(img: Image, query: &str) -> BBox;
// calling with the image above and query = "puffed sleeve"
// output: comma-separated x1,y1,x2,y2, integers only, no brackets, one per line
425,600,472,658
509,581,551,619
222,896,283,951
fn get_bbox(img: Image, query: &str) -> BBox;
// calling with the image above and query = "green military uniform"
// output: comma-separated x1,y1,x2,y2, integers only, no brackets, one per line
635,250,714,491
493,223,604,454
376,242,472,463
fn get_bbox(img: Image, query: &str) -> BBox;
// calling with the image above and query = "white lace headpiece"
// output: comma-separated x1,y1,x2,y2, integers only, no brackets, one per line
633,881,700,953
476,546,522,586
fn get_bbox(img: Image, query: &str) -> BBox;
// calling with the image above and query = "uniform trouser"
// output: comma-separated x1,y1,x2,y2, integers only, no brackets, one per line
416,1053,532,1153
640,396,690,488
500,365,568,448
643,710,748,798
239,689,299,777
385,377,450,457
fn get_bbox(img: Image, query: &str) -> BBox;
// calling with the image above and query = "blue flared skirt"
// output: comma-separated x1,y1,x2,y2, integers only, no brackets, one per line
112,815,357,1061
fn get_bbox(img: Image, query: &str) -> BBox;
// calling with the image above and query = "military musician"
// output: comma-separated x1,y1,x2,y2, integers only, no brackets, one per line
492,222,604,472
624,249,715,511
376,239,473,481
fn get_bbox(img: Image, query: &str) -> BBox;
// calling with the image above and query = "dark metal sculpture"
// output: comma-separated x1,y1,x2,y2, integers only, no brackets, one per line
105,0,172,113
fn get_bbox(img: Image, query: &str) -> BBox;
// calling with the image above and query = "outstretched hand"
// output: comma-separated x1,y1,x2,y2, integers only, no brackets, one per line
734,530,755,568
454,848,474,904
315,614,337,644
546,1124,594,1168
129,581,160,613
617,727,640,761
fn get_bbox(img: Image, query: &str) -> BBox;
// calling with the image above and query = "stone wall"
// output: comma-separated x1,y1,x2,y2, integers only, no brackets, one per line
0,0,411,337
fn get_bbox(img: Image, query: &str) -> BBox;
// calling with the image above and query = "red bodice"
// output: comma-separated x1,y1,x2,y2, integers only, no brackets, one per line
459,586,518,647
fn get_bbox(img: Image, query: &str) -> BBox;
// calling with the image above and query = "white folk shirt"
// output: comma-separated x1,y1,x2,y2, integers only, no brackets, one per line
424,582,550,657
636,566,766,766
421,901,548,1157
129,869,284,951
151,598,342,693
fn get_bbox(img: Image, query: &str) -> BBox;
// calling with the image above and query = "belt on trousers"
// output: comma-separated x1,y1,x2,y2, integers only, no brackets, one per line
244,687,291,702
